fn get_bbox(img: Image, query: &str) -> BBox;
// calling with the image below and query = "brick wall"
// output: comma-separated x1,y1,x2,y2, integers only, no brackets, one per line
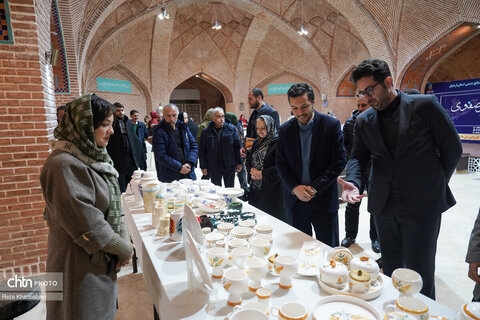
0,0,53,278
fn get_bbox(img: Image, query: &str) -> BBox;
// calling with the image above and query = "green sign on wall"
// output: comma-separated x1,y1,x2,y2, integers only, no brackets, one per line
267,83,295,95
96,77,132,93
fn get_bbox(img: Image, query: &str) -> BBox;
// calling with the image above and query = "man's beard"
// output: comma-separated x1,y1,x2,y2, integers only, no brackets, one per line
250,101,259,109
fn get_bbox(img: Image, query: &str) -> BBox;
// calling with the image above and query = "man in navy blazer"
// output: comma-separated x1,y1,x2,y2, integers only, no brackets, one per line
339,59,462,299
276,83,346,247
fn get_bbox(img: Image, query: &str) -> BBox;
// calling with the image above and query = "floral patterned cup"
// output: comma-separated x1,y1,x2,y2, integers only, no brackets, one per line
385,296,429,320
391,268,423,297
207,247,228,279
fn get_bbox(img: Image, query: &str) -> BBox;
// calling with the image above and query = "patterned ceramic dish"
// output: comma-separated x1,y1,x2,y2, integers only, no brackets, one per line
312,295,381,320
231,226,255,241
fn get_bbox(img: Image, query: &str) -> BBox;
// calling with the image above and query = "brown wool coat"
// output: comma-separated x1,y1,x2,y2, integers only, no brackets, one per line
40,151,125,320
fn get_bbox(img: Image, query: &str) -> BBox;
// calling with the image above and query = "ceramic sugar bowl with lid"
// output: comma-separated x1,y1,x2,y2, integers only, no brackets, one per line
319,259,348,290
350,256,379,284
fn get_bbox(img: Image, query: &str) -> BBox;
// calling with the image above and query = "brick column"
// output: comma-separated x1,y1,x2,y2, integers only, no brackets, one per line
0,0,54,278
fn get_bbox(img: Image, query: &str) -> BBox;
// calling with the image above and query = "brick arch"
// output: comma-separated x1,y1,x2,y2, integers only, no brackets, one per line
398,22,480,92
170,72,233,104
254,69,322,94
335,65,356,98
88,63,153,109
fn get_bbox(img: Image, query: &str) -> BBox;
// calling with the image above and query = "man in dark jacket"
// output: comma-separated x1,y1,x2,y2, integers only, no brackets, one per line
107,102,141,192
339,58,462,299
276,83,346,247
340,98,380,253
199,108,242,187
152,104,198,183
246,88,280,139
130,109,148,170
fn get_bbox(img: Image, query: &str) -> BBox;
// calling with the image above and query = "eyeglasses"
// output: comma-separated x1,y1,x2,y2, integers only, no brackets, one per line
356,80,383,99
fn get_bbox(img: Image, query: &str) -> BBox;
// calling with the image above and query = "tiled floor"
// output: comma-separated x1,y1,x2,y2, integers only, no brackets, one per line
17,171,480,319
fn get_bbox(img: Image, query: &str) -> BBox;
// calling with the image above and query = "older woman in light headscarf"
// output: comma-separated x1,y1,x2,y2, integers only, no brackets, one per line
246,115,288,223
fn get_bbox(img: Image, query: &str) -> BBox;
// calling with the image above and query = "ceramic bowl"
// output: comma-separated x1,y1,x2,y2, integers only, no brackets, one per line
231,226,255,242
198,199,226,213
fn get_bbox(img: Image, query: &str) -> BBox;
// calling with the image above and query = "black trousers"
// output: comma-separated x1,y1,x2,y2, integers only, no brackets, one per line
374,196,441,300
344,199,378,241
209,165,235,188
117,154,136,193
288,201,339,247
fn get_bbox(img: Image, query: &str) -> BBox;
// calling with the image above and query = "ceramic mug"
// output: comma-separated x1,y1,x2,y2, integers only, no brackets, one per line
223,268,248,306
169,210,183,241
385,296,429,320
231,246,252,269
256,287,271,306
250,238,271,258
461,302,480,320
271,302,308,320
274,255,298,289
391,268,423,296
244,257,267,292
206,247,228,279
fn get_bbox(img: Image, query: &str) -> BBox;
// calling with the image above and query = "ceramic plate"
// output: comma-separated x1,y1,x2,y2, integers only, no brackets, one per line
297,241,323,276
313,295,381,320
318,274,383,301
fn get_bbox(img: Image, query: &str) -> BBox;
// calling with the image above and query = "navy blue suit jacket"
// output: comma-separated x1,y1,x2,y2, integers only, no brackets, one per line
346,91,462,216
276,110,346,212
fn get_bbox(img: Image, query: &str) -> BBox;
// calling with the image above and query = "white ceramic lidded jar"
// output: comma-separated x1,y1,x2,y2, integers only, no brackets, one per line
319,259,348,289
138,171,160,198
350,256,379,284
130,169,144,203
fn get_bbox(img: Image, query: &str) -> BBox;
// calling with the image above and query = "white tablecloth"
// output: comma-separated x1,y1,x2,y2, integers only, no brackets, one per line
122,194,456,319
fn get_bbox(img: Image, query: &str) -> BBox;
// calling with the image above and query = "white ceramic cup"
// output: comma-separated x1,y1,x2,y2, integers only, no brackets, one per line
256,287,271,306
206,247,228,279
239,219,256,229
385,296,429,320
231,246,252,269
255,224,273,235
391,268,423,296
461,302,480,320
271,302,308,320
223,268,248,306
250,238,270,257
217,222,235,236
230,309,268,320
274,255,298,289
240,301,269,315
157,216,170,237
244,257,267,292
169,210,183,241
204,232,224,248
254,234,273,245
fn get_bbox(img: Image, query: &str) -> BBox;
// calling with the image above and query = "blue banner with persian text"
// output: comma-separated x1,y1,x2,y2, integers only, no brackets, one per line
430,78,480,143
96,77,132,93
268,83,295,95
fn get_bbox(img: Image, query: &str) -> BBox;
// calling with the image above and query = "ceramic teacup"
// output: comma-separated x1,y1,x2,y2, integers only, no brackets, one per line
206,247,228,279
217,222,235,236
244,257,267,292
391,268,423,296
240,301,269,315
274,255,298,289
204,232,224,248
271,302,308,320
250,238,271,258
385,296,429,320
231,246,252,269
461,302,480,320
255,224,273,235
223,268,248,306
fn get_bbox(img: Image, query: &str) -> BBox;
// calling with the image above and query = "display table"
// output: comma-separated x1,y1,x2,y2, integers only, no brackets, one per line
122,194,455,319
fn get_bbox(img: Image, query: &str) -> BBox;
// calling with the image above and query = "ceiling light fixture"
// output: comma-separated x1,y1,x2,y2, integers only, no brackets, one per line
297,0,308,36
158,6,169,20
212,4,222,30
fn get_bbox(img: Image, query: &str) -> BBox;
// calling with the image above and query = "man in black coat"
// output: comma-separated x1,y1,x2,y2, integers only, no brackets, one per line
199,107,242,187
107,102,142,192
276,83,346,247
246,88,280,140
130,109,148,170
340,98,380,253
339,58,462,299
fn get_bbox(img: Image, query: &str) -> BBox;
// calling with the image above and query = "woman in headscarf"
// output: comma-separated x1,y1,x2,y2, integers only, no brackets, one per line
246,115,288,223
40,94,133,320
147,111,160,136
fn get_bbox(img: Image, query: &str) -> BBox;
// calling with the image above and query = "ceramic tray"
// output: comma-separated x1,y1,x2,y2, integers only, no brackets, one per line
297,241,323,276
318,274,383,301
313,295,381,320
